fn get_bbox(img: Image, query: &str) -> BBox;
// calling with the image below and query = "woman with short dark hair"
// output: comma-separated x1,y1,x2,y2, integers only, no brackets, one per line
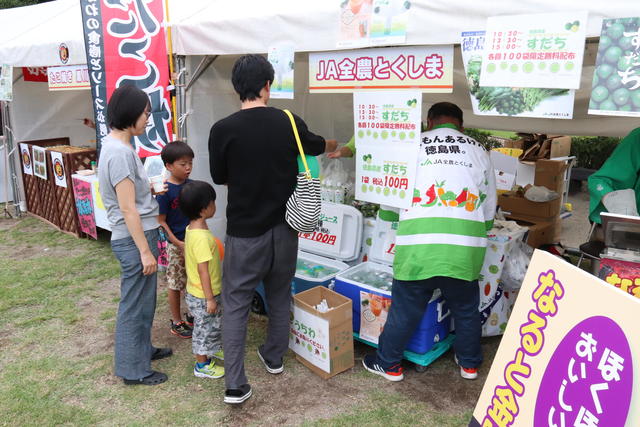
98,84,172,386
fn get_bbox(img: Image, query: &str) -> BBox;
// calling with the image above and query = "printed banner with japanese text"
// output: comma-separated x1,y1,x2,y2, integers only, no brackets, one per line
72,177,98,240
337,0,410,48
589,17,640,117
23,67,48,83
48,65,90,91
480,12,588,89
289,305,330,373
462,31,575,119
471,251,640,426
354,91,421,208
309,46,453,93
80,0,172,157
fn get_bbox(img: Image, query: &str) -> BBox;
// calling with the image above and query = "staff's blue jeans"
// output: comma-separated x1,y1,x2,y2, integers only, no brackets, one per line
377,276,482,369
110,228,159,380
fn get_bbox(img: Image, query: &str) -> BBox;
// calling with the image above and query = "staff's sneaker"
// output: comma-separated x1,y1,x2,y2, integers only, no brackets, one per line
170,320,192,339
455,355,478,380
362,353,404,381
212,349,224,361
194,360,224,379
224,384,252,404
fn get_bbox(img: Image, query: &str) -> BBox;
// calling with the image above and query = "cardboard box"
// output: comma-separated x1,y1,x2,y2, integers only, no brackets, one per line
548,136,572,159
498,192,562,220
503,139,524,150
290,286,354,379
505,214,562,248
534,159,568,194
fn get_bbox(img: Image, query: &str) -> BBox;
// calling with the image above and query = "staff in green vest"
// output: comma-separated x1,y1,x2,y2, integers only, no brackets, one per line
588,128,640,224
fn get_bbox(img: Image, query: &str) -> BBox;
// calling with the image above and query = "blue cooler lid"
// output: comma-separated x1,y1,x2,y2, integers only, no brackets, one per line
298,202,363,262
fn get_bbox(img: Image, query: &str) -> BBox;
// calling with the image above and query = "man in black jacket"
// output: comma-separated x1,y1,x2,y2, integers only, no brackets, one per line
209,54,336,404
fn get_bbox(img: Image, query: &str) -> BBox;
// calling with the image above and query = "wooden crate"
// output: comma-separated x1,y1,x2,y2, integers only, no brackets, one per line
48,146,97,236
19,138,70,225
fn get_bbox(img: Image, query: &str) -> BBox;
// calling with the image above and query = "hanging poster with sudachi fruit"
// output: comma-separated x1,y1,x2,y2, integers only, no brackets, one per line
589,18,640,117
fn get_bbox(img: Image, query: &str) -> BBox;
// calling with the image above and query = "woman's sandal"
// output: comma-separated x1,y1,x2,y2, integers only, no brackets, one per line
123,370,168,386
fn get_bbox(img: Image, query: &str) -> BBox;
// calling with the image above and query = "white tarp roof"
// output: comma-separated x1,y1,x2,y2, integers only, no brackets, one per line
2,0,638,65
0,0,85,67
168,0,637,55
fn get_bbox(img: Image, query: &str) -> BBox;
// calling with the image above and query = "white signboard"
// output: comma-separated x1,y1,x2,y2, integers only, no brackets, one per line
50,151,67,188
268,43,295,99
310,46,454,93
462,31,575,119
32,146,47,180
354,91,421,209
20,143,33,175
289,305,330,373
298,203,344,258
480,12,588,89
47,64,90,91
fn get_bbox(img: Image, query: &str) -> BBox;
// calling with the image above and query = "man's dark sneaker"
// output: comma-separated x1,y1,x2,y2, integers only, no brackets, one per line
257,347,283,374
170,320,192,339
362,353,404,381
224,384,252,404
184,312,194,328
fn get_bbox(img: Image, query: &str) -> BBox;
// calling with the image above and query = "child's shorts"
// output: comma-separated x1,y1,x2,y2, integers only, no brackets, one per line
166,243,187,291
185,293,223,356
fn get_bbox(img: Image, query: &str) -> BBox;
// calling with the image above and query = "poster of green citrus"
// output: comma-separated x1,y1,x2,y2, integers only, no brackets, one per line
589,17,640,117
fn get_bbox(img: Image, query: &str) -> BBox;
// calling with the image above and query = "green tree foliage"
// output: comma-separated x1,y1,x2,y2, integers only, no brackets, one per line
464,128,503,151
570,136,621,170
0,0,52,9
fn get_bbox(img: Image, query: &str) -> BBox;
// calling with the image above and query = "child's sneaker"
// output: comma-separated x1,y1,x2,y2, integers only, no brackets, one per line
212,349,224,361
362,353,404,381
184,312,194,328
194,360,224,379
170,320,192,339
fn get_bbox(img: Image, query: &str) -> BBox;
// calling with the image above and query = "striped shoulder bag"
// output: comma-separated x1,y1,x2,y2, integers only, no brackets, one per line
283,109,321,233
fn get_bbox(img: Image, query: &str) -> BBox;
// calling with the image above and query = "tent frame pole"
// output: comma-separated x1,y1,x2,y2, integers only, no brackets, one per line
1,100,22,218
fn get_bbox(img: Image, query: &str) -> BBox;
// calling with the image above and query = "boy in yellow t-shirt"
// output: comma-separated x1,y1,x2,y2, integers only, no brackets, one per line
178,180,224,379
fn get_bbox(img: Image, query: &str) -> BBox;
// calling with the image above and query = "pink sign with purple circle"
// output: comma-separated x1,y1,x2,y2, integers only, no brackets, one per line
535,316,633,426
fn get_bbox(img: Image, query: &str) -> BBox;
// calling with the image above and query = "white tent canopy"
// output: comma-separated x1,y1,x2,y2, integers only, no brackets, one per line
0,0,85,67
168,0,634,55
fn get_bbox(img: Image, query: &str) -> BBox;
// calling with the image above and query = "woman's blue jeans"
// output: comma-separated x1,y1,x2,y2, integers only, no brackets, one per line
110,228,159,380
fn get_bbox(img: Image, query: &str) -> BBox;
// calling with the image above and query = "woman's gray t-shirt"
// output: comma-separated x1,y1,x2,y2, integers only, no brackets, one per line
98,135,159,240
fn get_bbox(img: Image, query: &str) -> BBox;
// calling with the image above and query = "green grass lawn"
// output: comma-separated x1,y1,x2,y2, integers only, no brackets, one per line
0,217,495,426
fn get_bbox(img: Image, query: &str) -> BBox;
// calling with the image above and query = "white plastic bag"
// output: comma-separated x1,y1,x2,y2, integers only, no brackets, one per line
603,189,639,217
524,185,559,202
501,239,533,291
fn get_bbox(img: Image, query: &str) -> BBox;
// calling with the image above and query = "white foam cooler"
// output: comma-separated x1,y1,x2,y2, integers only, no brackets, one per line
255,202,363,313
294,202,363,292
333,209,451,355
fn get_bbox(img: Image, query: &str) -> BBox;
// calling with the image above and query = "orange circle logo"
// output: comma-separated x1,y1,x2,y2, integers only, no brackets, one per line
22,149,30,167
53,158,64,179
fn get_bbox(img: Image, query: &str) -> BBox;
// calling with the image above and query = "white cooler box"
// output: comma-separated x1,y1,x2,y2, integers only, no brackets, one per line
254,202,363,313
